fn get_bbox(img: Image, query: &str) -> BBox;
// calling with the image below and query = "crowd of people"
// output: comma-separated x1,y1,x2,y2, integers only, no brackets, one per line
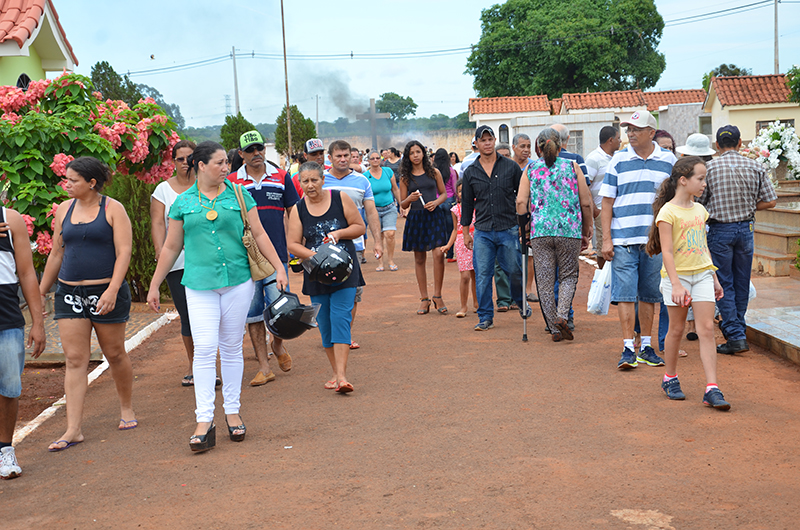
0,115,777,477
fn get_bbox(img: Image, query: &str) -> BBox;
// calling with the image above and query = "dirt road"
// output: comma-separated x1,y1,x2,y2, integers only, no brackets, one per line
5,244,800,529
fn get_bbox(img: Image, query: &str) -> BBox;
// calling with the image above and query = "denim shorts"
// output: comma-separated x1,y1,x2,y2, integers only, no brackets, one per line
376,203,398,232
0,327,25,398
54,281,131,323
610,244,663,303
246,263,290,324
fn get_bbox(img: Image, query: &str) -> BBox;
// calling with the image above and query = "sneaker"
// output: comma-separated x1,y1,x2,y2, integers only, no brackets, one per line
617,348,638,370
474,320,494,331
637,346,665,367
661,377,686,400
0,446,21,479
519,303,532,319
703,388,731,410
567,316,575,331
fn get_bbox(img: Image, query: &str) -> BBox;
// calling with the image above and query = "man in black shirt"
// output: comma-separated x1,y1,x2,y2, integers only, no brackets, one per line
461,126,528,331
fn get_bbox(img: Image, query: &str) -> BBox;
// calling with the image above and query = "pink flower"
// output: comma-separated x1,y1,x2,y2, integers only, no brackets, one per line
21,214,35,237
0,85,27,113
34,231,53,255
138,97,157,105
23,79,49,107
57,179,68,190
50,153,74,177
46,203,59,218
1,112,21,124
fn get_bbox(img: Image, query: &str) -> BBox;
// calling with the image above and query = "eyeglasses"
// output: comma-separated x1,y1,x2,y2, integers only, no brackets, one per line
244,144,265,153
369,156,381,160
175,157,187,162
626,126,648,135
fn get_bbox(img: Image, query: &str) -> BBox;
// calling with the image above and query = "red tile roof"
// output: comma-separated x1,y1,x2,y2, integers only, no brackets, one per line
643,89,706,111
712,75,790,107
0,0,77,65
550,98,562,115
561,89,646,111
469,95,550,115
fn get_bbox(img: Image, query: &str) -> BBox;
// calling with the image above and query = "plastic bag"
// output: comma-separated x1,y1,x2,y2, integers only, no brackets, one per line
587,262,612,315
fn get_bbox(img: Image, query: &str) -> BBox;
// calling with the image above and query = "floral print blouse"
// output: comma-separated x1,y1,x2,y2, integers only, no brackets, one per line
527,157,582,240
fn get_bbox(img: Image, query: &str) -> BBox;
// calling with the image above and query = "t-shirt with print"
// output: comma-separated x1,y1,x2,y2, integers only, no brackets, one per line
655,201,716,277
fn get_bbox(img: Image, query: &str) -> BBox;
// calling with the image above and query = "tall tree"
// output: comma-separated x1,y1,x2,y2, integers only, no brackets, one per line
275,105,316,156
90,61,143,107
220,113,257,151
702,64,753,92
376,92,418,121
137,84,186,130
466,0,666,98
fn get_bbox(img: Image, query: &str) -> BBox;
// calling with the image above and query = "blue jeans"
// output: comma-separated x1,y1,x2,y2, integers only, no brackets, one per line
0,327,24,399
473,228,523,323
708,221,754,341
246,263,290,324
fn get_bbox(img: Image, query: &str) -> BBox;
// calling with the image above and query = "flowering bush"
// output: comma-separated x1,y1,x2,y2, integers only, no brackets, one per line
0,72,180,271
740,120,800,181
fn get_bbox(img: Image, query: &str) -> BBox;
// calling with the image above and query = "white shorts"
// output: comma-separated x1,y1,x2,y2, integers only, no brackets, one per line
660,269,716,306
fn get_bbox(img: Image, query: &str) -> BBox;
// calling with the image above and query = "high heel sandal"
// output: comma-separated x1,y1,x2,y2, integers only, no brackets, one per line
189,423,216,452
432,296,448,314
226,415,246,442
417,298,431,315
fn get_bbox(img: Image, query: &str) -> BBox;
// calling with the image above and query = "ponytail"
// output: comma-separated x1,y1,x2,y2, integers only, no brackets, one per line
646,156,704,257
536,127,561,167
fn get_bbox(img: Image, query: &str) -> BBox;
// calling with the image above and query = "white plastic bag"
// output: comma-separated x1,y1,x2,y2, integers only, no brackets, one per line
587,262,612,315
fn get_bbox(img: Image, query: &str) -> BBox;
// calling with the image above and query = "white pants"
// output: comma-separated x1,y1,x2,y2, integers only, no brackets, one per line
186,279,254,423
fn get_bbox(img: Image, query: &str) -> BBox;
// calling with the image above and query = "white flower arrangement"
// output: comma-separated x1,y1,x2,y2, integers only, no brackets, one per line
740,121,800,181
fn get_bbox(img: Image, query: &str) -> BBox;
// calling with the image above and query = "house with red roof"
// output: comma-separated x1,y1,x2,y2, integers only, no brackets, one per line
468,95,551,146
704,75,798,143
644,89,709,147
0,0,77,89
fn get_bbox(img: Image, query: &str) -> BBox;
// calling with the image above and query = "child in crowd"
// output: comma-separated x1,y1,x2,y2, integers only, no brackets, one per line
442,179,476,318
646,156,729,410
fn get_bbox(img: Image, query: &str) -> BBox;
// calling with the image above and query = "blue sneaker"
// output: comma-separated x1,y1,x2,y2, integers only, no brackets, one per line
703,388,731,410
617,348,638,370
637,346,665,367
474,320,494,331
661,377,686,400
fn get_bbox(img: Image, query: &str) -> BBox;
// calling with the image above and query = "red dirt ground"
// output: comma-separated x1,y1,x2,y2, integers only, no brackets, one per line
5,233,800,529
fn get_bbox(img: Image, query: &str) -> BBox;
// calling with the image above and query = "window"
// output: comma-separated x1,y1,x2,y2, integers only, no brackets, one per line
757,119,795,132
699,116,712,136
499,124,509,143
566,130,584,157
16,73,31,92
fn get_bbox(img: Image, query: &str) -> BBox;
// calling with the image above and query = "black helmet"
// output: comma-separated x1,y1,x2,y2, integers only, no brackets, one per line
303,243,353,285
265,291,321,340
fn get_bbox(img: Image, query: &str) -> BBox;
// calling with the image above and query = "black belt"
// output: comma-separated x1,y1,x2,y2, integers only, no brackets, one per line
707,218,753,225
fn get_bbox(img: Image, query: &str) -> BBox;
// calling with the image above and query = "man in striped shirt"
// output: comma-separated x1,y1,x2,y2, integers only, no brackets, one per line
600,112,677,371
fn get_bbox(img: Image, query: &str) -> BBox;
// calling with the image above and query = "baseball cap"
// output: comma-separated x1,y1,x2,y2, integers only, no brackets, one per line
676,133,716,157
304,138,325,154
475,125,495,141
620,111,657,129
716,125,741,144
239,130,264,150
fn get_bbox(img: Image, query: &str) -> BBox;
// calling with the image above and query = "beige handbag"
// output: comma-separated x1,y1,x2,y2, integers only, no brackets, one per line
233,184,275,281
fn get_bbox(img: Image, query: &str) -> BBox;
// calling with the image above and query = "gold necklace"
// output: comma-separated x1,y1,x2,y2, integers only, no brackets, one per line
198,184,222,221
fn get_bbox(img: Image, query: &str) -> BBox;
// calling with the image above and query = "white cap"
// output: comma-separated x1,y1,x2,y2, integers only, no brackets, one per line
676,133,716,157
620,111,657,129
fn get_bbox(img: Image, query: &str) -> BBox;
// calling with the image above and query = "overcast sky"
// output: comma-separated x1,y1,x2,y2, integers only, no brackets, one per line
55,0,800,128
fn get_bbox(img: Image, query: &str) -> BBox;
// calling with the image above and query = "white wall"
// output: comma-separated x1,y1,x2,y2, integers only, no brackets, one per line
514,111,618,158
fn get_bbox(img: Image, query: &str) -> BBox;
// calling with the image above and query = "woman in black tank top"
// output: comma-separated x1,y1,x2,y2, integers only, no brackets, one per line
398,140,450,315
38,157,137,452
288,162,366,393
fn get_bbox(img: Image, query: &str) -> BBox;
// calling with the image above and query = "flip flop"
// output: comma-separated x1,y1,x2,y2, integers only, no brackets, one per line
389,264,398,271
679,350,689,357
119,419,138,431
336,381,354,393
349,341,360,350
324,379,338,389
181,374,194,387
375,266,385,272
456,311,467,318
48,439,83,452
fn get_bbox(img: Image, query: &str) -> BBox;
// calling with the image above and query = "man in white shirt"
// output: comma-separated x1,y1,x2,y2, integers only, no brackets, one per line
584,126,620,269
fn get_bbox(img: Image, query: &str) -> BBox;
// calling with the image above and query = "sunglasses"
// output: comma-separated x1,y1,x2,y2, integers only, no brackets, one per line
244,144,265,153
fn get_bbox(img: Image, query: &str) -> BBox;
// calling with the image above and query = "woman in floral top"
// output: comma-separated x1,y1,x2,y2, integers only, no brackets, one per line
516,127,593,342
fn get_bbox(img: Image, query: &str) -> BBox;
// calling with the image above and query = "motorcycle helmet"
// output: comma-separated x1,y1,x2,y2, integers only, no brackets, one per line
302,243,353,285
265,291,321,340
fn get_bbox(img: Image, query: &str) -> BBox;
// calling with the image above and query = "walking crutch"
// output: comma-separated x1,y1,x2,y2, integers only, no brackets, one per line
518,213,531,342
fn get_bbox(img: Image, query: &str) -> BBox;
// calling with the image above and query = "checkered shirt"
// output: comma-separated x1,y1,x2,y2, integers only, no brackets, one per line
699,150,777,223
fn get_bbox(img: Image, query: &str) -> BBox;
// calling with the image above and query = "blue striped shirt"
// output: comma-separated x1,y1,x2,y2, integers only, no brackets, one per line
599,143,676,246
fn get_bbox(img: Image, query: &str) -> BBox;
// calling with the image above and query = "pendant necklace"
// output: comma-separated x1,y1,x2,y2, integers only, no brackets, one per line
199,184,221,221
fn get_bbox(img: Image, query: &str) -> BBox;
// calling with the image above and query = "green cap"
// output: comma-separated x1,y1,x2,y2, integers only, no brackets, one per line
239,130,264,150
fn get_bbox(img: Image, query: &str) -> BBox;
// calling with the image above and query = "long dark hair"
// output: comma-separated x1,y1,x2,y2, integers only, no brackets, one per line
433,148,452,188
536,127,561,167
65,157,111,191
646,156,704,257
399,140,435,185
188,141,225,174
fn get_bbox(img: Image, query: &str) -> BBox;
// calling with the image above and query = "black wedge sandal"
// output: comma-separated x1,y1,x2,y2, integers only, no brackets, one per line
226,416,246,442
189,423,216,452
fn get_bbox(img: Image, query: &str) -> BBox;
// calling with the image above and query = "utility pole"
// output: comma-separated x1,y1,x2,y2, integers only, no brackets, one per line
774,0,779,74
231,46,240,115
316,95,319,136
280,0,292,158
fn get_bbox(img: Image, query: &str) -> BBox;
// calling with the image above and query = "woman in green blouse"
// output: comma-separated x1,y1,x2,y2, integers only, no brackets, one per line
147,141,287,452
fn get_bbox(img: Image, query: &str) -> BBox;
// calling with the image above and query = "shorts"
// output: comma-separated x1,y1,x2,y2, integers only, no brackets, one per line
54,280,131,323
610,244,662,304
0,327,24,398
376,203,398,232
246,263,290,324
660,270,716,306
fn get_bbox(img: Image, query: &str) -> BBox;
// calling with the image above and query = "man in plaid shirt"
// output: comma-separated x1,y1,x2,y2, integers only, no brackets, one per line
699,125,777,355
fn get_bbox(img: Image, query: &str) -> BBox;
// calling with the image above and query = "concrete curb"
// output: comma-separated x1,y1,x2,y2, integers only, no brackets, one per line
13,312,177,446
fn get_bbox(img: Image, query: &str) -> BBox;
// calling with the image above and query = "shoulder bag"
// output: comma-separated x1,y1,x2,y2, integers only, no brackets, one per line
233,184,275,281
